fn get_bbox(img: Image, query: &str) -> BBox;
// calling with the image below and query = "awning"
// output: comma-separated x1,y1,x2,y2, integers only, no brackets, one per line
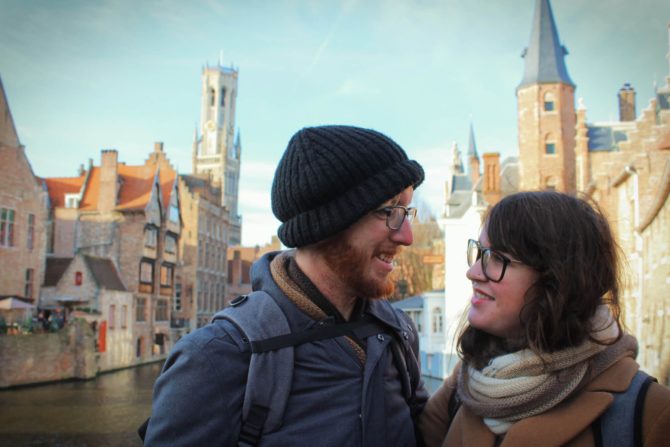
0,297,35,310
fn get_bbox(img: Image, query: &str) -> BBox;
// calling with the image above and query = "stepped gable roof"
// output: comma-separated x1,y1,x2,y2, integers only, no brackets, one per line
83,256,126,291
518,0,574,89
0,75,19,148
43,175,86,208
44,257,73,287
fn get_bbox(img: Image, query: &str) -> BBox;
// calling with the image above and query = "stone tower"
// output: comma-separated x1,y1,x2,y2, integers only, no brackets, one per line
517,0,576,193
192,59,242,245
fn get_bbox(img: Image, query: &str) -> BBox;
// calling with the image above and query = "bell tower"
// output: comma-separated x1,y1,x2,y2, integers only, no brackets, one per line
192,58,242,245
517,0,576,193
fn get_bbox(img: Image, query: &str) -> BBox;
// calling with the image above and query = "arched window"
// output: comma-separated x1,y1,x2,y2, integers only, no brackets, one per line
209,88,215,107
543,91,555,112
221,87,226,107
545,133,557,155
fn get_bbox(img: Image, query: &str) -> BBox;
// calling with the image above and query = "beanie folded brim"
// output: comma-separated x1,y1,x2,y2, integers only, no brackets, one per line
278,158,424,247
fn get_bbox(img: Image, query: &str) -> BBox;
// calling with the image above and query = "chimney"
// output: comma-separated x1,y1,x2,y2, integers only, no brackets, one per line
232,250,242,286
98,149,119,212
618,83,636,122
482,153,501,206
154,141,164,153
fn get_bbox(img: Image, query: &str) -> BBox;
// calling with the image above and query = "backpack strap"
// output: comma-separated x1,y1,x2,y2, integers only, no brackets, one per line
213,291,294,447
595,369,657,447
214,293,401,447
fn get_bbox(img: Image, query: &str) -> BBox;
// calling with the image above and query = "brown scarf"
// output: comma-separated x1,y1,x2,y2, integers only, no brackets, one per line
269,251,367,365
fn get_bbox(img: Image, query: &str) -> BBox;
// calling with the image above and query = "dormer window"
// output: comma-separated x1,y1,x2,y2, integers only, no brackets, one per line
65,194,80,208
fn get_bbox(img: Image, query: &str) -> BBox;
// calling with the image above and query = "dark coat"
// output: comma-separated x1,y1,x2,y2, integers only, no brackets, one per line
145,251,428,446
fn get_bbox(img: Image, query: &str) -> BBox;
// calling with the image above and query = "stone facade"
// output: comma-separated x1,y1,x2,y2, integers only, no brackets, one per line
179,174,229,330
0,77,48,304
0,318,97,388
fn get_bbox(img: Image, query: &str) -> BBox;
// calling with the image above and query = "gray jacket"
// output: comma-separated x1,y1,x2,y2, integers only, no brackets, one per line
145,251,428,446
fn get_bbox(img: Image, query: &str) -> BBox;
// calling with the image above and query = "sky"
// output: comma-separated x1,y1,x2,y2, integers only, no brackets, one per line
1,0,669,246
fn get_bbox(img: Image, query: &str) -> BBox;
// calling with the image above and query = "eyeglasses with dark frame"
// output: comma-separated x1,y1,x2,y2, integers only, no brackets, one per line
373,205,417,230
467,239,524,282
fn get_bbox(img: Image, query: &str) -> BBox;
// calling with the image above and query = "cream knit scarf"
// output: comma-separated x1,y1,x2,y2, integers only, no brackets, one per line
456,305,639,435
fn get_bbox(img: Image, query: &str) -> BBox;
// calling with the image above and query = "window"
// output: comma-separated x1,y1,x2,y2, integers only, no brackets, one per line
27,214,35,250
545,133,557,155
220,87,226,107
24,268,34,298
165,234,177,254
64,194,80,209
156,299,168,321
169,203,179,223
209,88,215,107
0,208,15,247
144,226,158,248
109,305,116,330
121,305,127,329
174,282,182,311
136,297,146,322
432,308,443,333
160,264,174,287
543,92,555,112
75,271,83,286
140,260,154,284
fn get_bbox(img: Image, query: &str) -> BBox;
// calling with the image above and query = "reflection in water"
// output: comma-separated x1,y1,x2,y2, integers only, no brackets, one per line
0,362,163,447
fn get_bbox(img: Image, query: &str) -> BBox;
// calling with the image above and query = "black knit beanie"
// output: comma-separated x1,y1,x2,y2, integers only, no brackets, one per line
271,125,425,248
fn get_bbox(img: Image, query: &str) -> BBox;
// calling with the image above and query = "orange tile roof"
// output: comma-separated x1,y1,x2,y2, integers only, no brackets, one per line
78,155,178,213
43,176,86,208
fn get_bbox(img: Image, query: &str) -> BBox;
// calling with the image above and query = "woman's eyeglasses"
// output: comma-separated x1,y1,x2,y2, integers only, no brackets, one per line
373,206,417,230
467,239,523,282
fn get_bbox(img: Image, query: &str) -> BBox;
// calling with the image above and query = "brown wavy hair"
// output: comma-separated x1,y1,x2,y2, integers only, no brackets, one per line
458,191,624,368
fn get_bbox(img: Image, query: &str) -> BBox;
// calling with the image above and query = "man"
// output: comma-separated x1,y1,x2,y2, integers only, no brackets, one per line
144,125,428,446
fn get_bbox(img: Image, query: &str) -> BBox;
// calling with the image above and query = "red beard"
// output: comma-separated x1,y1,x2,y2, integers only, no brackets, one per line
320,234,396,299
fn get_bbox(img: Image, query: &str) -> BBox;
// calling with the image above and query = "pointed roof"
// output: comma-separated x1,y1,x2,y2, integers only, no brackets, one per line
0,75,20,147
518,0,574,89
467,122,478,159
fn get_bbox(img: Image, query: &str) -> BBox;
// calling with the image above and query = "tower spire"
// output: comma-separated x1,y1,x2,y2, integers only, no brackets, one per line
467,120,478,159
518,0,574,89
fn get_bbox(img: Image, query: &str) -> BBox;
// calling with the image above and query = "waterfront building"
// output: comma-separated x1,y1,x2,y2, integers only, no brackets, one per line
0,76,48,308
192,60,243,246
41,253,134,371
179,174,229,329
43,143,183,363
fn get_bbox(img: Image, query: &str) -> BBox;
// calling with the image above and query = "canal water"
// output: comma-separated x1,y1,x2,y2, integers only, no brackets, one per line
0,362,163,447
0,362,445,447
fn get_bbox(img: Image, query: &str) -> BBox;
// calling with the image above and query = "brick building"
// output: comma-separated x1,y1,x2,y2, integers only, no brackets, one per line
44,143,182,362
0,76,48,305
515,0,670,383
179,174,230,329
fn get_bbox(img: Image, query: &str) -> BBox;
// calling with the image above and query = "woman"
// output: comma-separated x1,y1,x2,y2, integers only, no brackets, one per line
420,191,670,446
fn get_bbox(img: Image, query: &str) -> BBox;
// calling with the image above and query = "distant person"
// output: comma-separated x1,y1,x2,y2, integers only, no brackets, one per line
420,191,670,446
144,125,429,446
